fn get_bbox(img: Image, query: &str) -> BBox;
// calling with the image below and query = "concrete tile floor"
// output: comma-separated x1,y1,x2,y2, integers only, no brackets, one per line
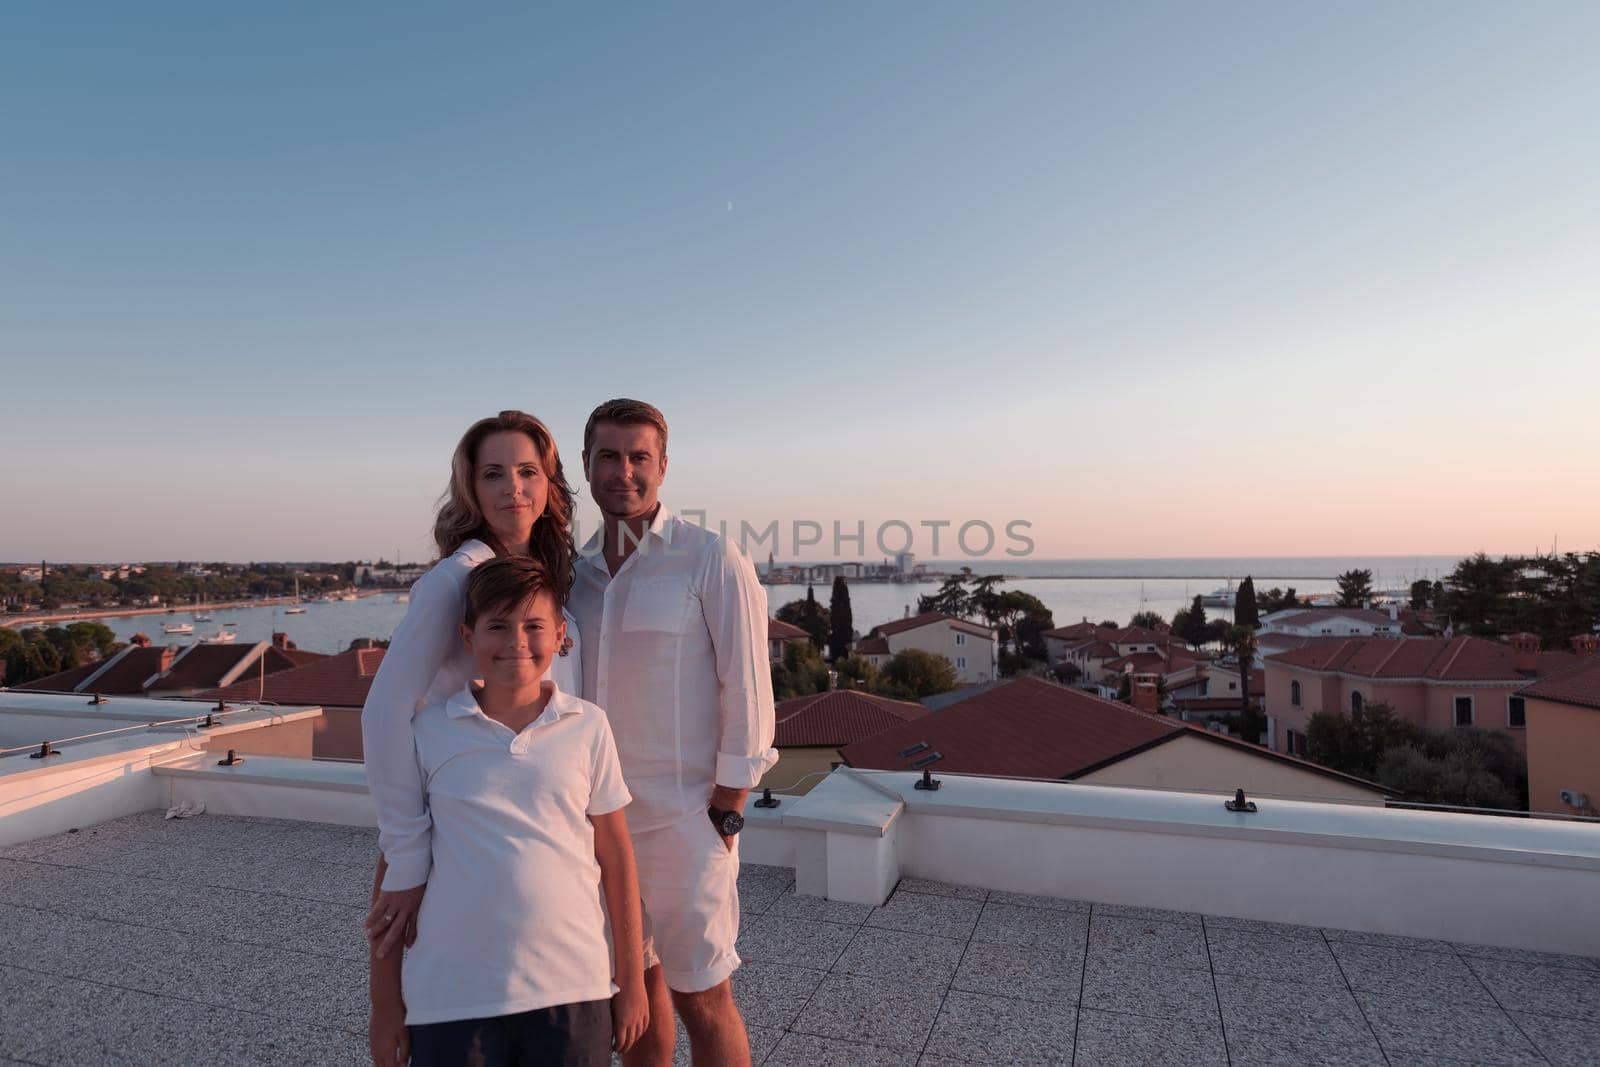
1,813,1595,1066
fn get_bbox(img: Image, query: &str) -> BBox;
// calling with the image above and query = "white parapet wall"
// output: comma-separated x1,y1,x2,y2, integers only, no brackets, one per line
769,768,1600,956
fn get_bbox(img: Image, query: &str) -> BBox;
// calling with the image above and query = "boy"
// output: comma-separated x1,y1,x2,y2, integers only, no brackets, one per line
368,556,647,1066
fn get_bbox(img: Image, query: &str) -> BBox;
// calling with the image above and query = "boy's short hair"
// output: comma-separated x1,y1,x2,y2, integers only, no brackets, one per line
464,556,559,627
583,398,669,455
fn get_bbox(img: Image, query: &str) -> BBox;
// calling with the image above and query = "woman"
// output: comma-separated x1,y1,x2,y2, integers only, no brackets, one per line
362,410,580,957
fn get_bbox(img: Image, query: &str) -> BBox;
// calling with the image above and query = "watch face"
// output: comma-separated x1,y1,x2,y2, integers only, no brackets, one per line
719,811,744,836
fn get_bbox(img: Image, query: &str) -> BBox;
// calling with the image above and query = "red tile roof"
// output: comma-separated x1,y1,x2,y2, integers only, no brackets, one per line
201,647,387,708
1041,622,1112,642
1267,608,1397,628
774,690,929,748
767,618,810,641
840,676,1389,794
1266,637,1576,682
871,612,995,640
14,646,175,695
1107,626,1171,646
853,637,890,656
841,677,1180,779
12,661,104,693
1518,654,1600,710
147,643,308,693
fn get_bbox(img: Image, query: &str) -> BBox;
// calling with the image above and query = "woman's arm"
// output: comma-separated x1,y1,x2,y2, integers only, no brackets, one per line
362,566,458,890
592,809,647,1054
367,856,410,1067
360,565,460,947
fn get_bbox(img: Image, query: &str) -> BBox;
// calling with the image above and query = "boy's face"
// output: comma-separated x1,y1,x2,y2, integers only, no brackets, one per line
460,589,565,689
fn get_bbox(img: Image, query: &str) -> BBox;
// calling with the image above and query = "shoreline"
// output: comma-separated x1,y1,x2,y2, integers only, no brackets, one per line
1,591,393,630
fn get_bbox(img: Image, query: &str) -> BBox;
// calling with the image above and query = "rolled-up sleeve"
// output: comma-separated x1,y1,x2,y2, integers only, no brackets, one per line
361,566,459,890
700,538,779,788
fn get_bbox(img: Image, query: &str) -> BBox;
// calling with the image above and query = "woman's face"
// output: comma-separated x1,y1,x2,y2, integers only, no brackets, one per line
473,431,549,554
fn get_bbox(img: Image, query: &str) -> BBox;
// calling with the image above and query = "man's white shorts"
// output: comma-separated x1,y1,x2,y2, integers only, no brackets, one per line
633,808,742,993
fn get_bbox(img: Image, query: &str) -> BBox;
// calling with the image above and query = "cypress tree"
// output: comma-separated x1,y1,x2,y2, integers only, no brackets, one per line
828,577,854,662
1235,576,1259,629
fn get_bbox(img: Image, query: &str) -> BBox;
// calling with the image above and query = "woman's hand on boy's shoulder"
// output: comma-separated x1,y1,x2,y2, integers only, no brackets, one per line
368,996,409,1066
612,979,649,1055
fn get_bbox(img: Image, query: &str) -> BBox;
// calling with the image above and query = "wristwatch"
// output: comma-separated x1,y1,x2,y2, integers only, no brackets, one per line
708,805,745,838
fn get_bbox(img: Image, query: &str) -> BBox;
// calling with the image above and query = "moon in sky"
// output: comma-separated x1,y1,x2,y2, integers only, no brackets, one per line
727,200,733,212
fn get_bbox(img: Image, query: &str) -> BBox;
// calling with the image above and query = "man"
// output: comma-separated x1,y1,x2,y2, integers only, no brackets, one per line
569,398,777,1067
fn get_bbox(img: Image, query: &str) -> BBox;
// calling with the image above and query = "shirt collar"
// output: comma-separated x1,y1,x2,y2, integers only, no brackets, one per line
578,503,677,573
456,538,497,566
447,680,582,728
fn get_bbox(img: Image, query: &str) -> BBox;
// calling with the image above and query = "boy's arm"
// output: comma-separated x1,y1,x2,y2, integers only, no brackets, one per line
592,810,644,981
592,809,647,1053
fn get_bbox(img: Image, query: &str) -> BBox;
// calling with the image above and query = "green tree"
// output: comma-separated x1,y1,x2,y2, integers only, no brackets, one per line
771,641,830,700
1130,610,1166,631
917,567,975,618
1306,703,1422,780
994,590,1053,660
1051,660,1083,685
1234,576,1259,629
876,648,958,700
1099,619,1119,630
1180,596,1209,647
1409,579,1435,611
1336,569,1375,608
833,654,878,691
828,577,854,662
776,586,831,649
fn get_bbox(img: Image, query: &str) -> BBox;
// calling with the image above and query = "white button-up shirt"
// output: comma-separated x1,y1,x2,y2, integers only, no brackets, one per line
402,681,631,1025
570,506,778,834
361,538,582,891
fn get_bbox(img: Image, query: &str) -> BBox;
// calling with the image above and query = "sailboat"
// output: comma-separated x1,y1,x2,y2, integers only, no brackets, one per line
193,593,212,623
285,576,308,614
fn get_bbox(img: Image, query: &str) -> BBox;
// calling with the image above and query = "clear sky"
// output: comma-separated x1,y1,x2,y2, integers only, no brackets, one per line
3,3,1597,563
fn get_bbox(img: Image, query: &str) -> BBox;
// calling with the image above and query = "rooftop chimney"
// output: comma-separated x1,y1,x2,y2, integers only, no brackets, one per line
1131,672,1160,714
130,632,151,647
157,646,177,673
1509,633,1540,673
272,631,290,649
1571,633,1600,656
1388,603,1399,622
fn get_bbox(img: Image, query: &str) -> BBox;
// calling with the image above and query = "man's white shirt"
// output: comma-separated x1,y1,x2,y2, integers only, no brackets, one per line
570,506,778,833
361,538,582,891
401,682,631,1024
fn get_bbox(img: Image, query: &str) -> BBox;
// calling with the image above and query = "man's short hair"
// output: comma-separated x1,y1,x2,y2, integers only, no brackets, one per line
583,398,669,456
464,556,558,627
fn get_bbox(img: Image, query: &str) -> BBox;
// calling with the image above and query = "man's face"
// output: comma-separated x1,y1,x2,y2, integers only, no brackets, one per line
460,590,564,690
583,421,667,521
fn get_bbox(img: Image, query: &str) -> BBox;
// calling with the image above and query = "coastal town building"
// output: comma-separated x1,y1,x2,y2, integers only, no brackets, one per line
761,688,929,796
1041,620,1212,694
841,676,1392,804
1257,606,1404,639
766,616,812,663
852,611,997,684
1262,634,1581,757
1516,643,1600,817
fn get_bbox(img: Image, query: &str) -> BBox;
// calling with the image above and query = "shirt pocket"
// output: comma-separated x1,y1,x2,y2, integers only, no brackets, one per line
621,575,691,633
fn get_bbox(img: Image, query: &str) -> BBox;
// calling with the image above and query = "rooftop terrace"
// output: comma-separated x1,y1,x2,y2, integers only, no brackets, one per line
2,812,1596,1066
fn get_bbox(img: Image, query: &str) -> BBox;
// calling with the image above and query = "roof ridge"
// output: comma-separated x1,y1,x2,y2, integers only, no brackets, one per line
1434,635,1471,679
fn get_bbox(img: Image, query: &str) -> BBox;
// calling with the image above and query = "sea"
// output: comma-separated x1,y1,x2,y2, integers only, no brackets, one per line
81,555,1462,655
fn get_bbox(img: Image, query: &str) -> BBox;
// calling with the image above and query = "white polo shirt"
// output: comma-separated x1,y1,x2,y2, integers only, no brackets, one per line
401,681,630,1025
362,538,583,891
569,506,778,835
